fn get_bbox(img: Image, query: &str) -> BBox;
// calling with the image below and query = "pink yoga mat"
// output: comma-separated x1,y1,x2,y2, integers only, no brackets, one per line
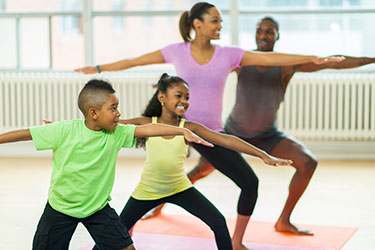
81,214,357,250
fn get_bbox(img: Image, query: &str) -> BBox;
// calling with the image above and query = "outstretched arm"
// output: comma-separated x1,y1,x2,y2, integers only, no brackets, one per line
0,129,32,144
118,117,151,126
134,123,213,147
293,56,375,72
186,122,292,167
74,50,165,74
241,51,344,67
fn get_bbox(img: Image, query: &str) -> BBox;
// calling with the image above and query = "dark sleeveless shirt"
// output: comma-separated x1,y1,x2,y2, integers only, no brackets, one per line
224,66,285,138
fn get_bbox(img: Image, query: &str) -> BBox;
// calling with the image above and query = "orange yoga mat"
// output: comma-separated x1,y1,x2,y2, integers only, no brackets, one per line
132,214,357,250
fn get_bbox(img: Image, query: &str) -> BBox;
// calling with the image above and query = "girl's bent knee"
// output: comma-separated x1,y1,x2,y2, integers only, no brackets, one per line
209,214,227,231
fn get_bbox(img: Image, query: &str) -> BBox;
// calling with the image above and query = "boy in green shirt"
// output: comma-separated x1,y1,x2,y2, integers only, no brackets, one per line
0,79,211,250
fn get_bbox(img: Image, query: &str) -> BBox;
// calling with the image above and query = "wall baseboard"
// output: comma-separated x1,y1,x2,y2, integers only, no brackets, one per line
1,140,374,160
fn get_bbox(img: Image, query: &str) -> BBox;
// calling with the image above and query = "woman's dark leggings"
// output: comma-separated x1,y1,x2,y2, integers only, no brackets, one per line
120,187,233,250
192,143,259,216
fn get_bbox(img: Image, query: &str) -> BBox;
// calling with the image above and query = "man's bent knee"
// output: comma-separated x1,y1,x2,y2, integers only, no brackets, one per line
297,156,318,176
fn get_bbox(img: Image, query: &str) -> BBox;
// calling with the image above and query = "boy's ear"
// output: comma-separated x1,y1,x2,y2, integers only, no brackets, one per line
88,108,98,120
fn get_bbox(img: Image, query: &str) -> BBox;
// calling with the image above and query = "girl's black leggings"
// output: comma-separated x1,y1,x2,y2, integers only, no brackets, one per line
120,187,233,250
192,142,259,216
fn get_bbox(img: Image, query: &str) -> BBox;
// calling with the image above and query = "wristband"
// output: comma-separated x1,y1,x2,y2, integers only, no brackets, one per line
96,65,101,73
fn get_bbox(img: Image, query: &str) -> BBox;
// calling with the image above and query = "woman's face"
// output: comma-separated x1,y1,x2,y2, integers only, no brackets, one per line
195,7,222,40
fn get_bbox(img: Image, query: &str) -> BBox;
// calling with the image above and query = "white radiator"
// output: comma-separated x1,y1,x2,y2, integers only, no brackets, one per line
0,71,158,129
277,72,375,141
0,71,374,142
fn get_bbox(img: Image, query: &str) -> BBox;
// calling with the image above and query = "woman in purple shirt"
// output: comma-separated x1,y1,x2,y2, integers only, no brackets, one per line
76,2,343,249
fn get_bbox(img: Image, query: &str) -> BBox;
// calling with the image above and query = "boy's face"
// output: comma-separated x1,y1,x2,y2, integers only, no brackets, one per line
94,93,121,131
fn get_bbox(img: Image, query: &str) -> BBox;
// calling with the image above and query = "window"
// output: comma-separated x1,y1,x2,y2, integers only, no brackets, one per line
0,0,374,70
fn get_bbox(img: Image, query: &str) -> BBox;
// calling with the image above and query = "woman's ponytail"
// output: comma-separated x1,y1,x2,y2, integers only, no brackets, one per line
179,11,192,42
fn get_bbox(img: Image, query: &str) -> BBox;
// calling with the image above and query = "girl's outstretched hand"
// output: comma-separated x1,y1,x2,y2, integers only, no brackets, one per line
314,56,345,65
74,66,98,74
263,155,293,167
183,130,214,147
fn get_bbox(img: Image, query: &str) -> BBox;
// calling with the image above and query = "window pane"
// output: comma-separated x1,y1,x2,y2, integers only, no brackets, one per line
20,18,49,69
51,16,84,70
93,0,228,12
93,13,230,68
0,18,17,68
2,0,81,12
239,0,375,8
239,14,375,59
93,16,180,67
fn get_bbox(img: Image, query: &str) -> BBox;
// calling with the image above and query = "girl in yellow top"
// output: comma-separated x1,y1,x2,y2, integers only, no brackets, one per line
97,74,292,250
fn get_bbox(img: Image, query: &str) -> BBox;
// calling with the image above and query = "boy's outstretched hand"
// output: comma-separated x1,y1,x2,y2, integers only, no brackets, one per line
263,155,293,167
42,120,52,124
183,130,214,148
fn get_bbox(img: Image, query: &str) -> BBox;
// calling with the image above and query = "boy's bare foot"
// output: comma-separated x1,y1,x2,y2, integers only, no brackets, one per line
141,204,164,220
275,221,313,235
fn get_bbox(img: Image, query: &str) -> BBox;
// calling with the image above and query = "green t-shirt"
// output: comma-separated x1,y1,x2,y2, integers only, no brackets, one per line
30,120,135,218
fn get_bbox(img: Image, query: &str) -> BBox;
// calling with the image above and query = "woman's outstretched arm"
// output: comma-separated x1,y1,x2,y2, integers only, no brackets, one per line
74,50,165,74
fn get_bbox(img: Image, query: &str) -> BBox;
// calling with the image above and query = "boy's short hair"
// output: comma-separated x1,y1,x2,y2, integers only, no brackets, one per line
78,79,116,116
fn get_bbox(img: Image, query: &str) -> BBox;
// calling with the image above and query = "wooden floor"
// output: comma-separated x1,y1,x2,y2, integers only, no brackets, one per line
0,157,374,250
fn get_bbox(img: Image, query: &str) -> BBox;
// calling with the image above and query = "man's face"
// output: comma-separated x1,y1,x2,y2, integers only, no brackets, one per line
255,19,279,52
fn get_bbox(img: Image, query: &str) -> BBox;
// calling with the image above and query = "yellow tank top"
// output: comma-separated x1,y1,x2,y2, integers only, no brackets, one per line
131,117,193,200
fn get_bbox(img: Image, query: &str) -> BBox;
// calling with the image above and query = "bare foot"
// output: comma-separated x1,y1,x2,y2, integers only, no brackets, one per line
232,241,251,250
275,221,313,235
141,204,164,220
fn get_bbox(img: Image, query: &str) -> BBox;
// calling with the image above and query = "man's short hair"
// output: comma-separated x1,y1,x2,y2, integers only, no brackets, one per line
260,16,279,31
78,79,116,117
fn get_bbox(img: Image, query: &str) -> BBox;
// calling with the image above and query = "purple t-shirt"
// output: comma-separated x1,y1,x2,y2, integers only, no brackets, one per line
161,42,245,131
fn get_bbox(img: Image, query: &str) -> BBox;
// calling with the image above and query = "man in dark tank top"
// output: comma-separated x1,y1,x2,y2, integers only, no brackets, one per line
186,17,375,236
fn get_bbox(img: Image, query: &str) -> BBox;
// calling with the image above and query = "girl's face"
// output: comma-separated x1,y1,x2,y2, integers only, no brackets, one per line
160,82,189,117
195,7,222,40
